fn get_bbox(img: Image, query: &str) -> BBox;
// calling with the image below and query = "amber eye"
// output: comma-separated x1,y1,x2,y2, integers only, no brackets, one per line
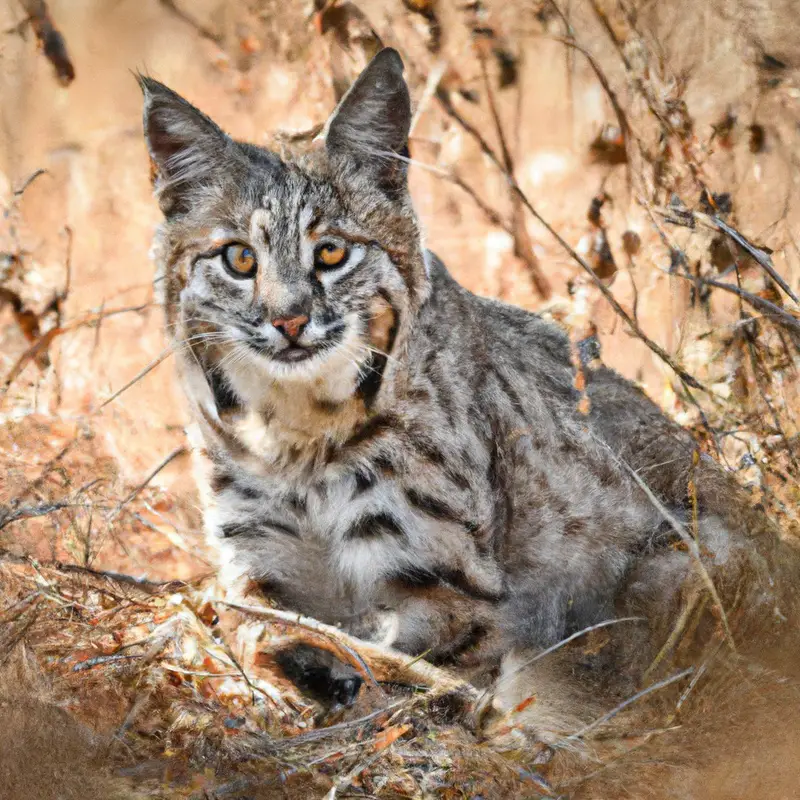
222,243,257,278
315,243,348,269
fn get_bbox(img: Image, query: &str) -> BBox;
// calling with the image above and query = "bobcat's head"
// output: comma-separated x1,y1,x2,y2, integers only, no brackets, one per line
140,50,426,423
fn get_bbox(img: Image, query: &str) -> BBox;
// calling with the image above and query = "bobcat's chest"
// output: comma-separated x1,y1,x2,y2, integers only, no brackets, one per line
208,454,504,603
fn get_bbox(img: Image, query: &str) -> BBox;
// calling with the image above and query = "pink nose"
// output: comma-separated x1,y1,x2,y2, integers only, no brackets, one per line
271,314,309,340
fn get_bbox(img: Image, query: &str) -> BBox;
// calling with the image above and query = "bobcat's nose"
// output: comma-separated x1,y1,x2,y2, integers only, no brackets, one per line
271,314,309,342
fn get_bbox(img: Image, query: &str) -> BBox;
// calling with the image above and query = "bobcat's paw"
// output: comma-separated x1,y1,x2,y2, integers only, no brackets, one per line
275,644,362,710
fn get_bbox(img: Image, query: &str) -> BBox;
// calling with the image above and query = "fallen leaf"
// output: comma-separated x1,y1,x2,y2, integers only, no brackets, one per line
373,722,412,752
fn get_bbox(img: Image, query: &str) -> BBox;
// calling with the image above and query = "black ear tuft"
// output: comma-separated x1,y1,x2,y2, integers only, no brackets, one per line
137,75,230,215
325,48,412,191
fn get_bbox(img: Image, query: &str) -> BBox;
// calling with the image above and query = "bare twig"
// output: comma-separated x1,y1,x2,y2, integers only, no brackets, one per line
72,653,143,671
221,601,476,700
548,0,633,169
157,0,222,44
2,303,151,392
13,168,48,197
492,616,647,695
95,344,175,410
619,462,736,651
0,500,81,530
436,77,704,390
700,213,798,304
409,58,447,137
106,446,188,523
510,184,706,390
446,172,512,233
0,549,190,593
266,703,405,752
667,271,800,339
563,667,694,742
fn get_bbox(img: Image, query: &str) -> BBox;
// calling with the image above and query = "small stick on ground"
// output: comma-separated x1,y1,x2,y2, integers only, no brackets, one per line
0,549,190,594
222,601,477,700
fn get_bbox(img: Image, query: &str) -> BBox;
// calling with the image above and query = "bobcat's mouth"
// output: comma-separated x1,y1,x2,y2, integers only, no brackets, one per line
246,331,343,366
273,344,315,363
241,318,350,371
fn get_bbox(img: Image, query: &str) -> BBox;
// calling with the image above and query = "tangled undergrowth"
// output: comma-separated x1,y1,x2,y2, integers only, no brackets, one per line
2,1,800,798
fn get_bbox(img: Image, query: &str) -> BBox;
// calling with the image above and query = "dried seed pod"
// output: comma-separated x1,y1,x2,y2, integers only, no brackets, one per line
622,230,641,257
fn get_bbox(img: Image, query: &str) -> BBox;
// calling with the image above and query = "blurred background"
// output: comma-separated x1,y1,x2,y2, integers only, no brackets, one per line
2,0,799,580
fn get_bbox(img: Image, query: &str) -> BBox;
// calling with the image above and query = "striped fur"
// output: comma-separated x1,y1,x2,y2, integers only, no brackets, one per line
141,51,797,740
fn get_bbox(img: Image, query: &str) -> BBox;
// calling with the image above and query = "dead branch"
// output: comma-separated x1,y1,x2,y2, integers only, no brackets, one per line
742,327,799,470
157,0,223,44
0,500,81,531
667,271,800,341
510,183,706,390
700,213,797,305
222,601,478,701
95,344,175,411
446,171,513,233
438,70,552,299
0,549,190,593
17,1,74,85
435,71,704,390
1,302,151,392
549,0,634,177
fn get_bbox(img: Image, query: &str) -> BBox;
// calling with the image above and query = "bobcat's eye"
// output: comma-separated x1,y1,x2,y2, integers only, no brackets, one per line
222,244,257,278
315,243,348,270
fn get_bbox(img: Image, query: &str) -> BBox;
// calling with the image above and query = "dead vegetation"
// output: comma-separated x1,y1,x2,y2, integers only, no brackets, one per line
1,1,800,797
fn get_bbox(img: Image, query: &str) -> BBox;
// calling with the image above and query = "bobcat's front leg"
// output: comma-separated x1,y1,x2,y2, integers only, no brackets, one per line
348,581,502,667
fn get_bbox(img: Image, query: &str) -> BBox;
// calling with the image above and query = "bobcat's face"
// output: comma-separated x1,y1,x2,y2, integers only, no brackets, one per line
141,49,426,407
176,166,397,384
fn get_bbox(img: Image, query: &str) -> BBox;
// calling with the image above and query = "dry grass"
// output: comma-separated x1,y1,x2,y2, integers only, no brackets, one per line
1,1,800,797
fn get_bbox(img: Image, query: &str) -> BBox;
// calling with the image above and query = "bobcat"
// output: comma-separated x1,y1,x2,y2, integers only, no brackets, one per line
139,49,799,746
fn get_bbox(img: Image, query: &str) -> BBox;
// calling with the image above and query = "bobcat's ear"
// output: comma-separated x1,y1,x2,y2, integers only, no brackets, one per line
325,48,411,192
138,76,231,215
